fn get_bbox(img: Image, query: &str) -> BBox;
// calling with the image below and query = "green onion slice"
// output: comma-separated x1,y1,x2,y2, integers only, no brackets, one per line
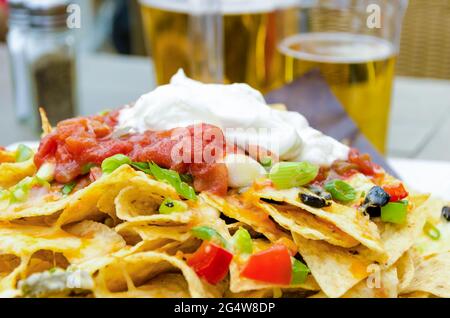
291,258,310,285
158,198,188,214
260,157,273,168
381,200,408,224
191,226,227,247
36,162,55,182
324,179,357,203
61,181,77,196
269,162,318,189
15,144,33,163
149,162,197,200
101,154,131,174
232,227,253,255
424,222,441,241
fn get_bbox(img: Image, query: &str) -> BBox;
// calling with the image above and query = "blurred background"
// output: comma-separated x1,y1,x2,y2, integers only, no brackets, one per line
0,0,449,197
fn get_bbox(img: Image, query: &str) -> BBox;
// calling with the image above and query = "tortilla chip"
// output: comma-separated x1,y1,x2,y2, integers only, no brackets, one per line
256,201,360,248
92,251,217,298
201,193,292,244
293,233,377,298
378,194,434,267
114,177,193,225
254,187,384,254
56,165,141,226
402,252,450,298
0,158,36,189
395,250,415,293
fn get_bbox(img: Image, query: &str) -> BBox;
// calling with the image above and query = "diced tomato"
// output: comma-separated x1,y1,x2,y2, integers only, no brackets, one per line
383,182,409,202
348,148,383,176
187,242,233,285
241,244,292,285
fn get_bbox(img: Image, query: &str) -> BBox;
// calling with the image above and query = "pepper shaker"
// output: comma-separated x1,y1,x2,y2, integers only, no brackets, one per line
25,0,77,127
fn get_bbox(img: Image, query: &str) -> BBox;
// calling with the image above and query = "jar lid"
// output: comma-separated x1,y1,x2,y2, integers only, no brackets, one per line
25,0,70,29
7,0,29,26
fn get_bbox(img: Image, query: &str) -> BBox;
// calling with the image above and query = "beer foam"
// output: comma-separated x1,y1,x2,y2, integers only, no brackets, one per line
278,32,396,63
139,0,299,14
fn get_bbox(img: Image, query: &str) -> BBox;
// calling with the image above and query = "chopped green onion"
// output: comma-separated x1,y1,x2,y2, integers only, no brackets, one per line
0,190,10,202
36,162,55,182
424,222,441,241
324,180,357,203
260,157,273,168
180,173,193,184
232,227,253,254
269,162,318,189
61,182,76,196
158,198,188,214
291,258,310,285
10,177,35,203
191,226,227,247
101,154,131,174
131,162,150,173
81,163,96,175
149,162,197,200
15,144,33,162
381,200,408,224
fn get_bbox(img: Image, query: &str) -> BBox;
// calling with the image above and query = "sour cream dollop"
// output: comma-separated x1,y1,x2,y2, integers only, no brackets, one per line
117,70,349,186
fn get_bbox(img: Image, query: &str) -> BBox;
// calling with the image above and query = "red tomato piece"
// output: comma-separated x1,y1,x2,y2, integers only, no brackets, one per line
241,244,292,285
187,242,233,285
348,148,382,176
383,182,409,202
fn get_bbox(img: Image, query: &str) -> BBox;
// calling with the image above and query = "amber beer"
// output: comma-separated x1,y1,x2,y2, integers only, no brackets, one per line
140,0,296,93
278,32,397,153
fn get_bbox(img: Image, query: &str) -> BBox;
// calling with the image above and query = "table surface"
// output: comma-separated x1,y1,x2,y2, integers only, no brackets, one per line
1,45,450,199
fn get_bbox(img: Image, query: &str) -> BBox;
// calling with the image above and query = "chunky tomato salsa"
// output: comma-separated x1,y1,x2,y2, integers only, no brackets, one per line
34,112,230,195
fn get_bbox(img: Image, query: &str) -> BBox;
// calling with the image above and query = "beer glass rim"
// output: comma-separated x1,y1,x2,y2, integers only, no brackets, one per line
139,0,299,14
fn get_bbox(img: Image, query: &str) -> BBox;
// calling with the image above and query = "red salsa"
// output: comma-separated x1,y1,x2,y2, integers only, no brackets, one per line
34,111,229,195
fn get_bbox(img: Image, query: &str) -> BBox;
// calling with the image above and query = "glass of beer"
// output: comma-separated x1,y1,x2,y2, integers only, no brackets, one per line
278,0,409,153
139,0,298,92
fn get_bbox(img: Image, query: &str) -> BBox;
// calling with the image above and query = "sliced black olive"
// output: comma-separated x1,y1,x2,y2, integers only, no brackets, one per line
364,186,390,208
365,206,381,218
299,193,331,208
442,206,450,222
307,185,332,201
361,186,390,218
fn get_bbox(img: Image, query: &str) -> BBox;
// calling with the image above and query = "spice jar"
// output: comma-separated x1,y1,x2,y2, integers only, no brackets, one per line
25,0,77,126
6,0,33,122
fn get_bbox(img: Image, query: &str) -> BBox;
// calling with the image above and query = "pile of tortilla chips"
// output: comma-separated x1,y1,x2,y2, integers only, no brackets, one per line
0,147,448,298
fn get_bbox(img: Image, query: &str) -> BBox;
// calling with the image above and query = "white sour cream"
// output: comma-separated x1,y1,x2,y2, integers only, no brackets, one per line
117,70,349,187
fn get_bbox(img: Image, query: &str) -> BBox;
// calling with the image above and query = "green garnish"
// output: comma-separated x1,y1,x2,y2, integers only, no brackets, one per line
148,162,197,200
158,198,188,214
81,163,97,175
291,258,310,285
260,157,273,168
36,162,55,182
191,226,227,247
269,162,318,189
15,144,33,163
101,154,131,174
381,200,408,224
324,180,357,203
232,227,253,254
180,173,193,184
131,162,150,173
61,182,76,196
10,177,35,203
424,222,441,241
